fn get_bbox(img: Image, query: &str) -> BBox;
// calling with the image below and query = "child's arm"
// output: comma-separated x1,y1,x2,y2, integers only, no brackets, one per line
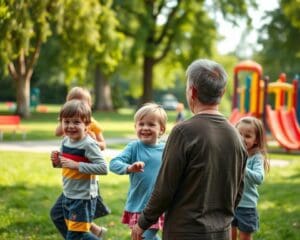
245,154,265,185
127,162,145,173
95,132,106,150
88,119,106,150
60,156,107,175
80,141,107,174
109,141,138,174
60,156,79,169
50,150,61,168
61,139,107,175
50,139,65,168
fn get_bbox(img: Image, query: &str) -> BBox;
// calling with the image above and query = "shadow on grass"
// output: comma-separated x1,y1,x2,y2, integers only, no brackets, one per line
0,184,62,239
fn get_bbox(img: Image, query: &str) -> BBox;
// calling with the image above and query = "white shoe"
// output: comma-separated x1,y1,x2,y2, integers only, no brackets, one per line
98,227,107,239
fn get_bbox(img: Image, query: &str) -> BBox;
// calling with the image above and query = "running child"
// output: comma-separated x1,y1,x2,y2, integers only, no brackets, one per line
51,87,109,239
51,99,107,239
109,103,167,240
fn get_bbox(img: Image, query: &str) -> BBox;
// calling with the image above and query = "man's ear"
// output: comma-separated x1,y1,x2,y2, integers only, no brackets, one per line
191,86,198,100
221,88,226,97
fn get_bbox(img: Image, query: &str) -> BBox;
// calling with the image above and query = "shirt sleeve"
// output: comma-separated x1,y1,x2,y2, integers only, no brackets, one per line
245,154,264,185
138,126,187,230
109,141,135,175
78,140,107,175
232,130,248,208
234,149,247,208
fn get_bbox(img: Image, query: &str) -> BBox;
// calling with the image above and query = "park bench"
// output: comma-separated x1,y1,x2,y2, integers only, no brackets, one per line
0,115,27,141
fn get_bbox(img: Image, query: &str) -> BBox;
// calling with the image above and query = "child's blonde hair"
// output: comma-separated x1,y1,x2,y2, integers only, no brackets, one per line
59,99,91,126
66,87,92,107
236,116,270,172
134,103,167,132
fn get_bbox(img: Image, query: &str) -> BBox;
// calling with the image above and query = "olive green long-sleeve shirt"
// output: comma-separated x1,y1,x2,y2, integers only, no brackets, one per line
138,114,247,240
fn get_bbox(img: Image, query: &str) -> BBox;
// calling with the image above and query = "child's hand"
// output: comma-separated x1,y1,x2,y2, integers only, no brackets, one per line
60,156,79,169
51,150,61,167
127,161,145,173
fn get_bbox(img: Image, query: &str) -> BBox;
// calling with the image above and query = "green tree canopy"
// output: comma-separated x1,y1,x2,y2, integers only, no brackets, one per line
113,0,253,104
0,0,62,117
256,6,300,80
282,0,300,28
31,0,123,110
0,0,122,116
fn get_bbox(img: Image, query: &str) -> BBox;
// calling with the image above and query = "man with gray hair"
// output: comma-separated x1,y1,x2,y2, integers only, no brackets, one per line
131,59,247,240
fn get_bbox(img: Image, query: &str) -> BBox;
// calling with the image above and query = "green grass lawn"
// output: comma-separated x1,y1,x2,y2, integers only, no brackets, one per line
0,151,299,239
256,153,300,240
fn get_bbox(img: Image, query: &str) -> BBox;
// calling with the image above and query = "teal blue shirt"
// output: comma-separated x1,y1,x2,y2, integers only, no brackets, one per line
109,140,165,212
238,153,265,208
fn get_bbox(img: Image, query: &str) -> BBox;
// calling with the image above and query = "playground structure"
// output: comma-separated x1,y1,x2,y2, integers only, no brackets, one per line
229,60,300,151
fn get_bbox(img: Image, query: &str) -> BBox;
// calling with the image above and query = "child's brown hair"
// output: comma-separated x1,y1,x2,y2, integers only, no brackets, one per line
59,99,92,126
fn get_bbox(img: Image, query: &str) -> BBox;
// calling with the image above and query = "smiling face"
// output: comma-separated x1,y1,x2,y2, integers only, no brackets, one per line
135,114,165,145
237,121,258,154
62,116,87,142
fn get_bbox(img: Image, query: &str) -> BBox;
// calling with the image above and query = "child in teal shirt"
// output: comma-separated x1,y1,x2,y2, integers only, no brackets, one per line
232,117,270,240
110,103,167,240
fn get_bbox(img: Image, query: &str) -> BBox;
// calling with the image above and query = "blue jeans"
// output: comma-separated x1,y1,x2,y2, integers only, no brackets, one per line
50,194,67,238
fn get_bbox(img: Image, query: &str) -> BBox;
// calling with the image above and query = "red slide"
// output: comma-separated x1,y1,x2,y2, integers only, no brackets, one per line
229,108,249,125
278,107,300,144
266,105,300,150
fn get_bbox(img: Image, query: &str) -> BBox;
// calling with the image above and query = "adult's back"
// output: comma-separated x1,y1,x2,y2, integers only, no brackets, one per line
157,114,246,239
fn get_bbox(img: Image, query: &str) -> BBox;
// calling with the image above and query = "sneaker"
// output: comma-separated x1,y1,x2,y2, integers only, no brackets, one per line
98,227,107,239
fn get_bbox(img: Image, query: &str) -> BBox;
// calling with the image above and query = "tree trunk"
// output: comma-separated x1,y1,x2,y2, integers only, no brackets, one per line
8,45,41,118
15,75,31,118
8,50,33,118
94,64,113,111
141,56,155,104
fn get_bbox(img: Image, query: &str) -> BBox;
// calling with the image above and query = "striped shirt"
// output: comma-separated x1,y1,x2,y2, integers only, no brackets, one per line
60,135,107,199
